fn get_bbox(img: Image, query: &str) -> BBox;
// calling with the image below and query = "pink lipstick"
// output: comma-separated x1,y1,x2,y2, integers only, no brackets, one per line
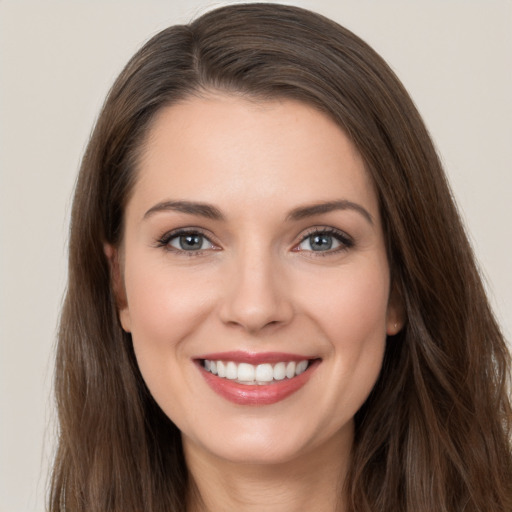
195,351,320,405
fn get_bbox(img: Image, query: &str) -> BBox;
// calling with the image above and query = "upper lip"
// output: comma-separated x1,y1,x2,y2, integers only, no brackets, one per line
195,351,317,365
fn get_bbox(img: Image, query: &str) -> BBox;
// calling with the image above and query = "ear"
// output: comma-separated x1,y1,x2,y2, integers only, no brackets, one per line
104,243,131,333
386,281,405,336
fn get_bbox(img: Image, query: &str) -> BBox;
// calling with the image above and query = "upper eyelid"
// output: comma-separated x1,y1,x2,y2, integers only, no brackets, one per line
159,227,214,241
297,226,353,242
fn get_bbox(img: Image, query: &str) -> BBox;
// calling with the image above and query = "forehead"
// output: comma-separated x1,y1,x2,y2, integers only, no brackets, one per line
131,93,378,220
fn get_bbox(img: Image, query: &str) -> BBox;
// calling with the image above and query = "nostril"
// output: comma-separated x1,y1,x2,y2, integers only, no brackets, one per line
218,267,294,332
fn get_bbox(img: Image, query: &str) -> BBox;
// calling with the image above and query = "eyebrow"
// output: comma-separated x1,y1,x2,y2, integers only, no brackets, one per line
143,200,225,221
143,199,373,225
286,200,374,225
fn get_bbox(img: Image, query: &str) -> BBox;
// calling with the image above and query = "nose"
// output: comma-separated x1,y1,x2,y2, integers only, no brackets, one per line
218,246,294,334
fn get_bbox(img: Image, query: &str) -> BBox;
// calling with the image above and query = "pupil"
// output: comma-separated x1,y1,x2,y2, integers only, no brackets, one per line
180,234,202,250
311,234,332,251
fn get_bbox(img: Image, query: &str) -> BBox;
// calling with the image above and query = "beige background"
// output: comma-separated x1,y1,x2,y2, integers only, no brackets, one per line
1,1,511,510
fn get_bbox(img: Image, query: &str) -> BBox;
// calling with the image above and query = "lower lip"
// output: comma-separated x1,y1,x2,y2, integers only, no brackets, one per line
198,360,319,405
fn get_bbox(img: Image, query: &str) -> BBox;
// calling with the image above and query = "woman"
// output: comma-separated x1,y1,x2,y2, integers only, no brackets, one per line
50,3,512,511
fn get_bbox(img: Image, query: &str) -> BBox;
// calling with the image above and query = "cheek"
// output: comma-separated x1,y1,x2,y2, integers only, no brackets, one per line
300,259,390,397
306,259,390,341
122,260,213,423
123,257,217,347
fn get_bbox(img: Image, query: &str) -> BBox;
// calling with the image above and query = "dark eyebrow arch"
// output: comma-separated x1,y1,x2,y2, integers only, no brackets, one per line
286,200,374,225
143,200,224,221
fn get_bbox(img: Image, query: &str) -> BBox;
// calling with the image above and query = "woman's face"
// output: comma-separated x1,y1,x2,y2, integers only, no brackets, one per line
115,93,401,466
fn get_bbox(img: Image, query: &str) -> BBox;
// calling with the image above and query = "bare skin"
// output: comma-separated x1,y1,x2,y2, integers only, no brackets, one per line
185,424,350,512
112,92,402,511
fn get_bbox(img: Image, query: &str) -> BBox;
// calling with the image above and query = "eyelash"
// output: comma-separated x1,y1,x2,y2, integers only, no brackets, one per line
155,228,217,256
155,226,354,256
295,227,354,256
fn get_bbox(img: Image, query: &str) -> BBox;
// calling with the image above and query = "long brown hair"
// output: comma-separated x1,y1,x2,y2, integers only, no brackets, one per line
50,4,512,511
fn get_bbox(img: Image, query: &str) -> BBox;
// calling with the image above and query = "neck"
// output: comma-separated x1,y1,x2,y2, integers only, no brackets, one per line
184,426,352,512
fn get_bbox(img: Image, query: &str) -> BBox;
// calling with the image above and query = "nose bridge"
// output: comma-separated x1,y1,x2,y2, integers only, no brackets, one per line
219,237,293,332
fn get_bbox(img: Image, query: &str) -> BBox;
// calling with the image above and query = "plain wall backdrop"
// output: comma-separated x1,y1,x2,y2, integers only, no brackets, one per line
0,1,511,510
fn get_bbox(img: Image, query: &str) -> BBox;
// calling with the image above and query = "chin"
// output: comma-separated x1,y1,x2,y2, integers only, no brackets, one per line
183,415,354,468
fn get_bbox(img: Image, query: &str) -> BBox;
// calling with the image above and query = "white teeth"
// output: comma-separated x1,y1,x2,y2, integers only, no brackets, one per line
273,362,286,381
286,361,296,379
237,362,255,382
296,360,308,375
226,361,237,380
255,363,273,382
202,358,312,384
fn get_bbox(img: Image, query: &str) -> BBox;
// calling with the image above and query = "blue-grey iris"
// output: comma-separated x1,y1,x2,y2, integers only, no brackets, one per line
180,234,203,250
310,234,333,251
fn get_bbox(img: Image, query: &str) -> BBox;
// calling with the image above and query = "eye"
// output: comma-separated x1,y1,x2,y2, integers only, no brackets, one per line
170,233,212,251
296,228,353,253
157,230,217,253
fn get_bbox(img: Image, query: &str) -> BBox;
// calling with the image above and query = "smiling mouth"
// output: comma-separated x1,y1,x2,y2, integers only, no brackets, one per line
201,359,311,385
196,352,320,405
